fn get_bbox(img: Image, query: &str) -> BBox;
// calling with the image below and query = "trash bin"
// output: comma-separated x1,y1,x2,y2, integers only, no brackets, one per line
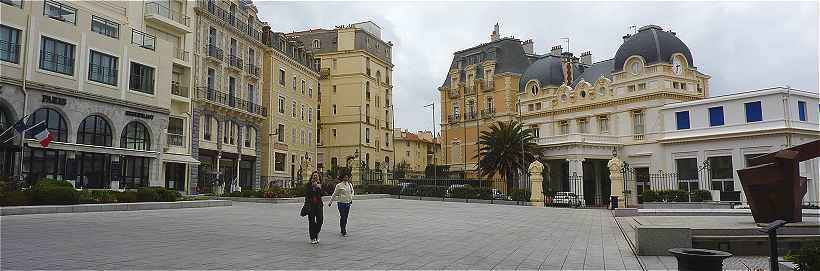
610,196,619,210
668,248,732,271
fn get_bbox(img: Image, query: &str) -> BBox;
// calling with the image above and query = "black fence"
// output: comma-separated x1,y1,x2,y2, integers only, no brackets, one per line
620,161,743,204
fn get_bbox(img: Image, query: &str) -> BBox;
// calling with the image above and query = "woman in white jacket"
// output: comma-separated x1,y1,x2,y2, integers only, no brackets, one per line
328,172,354,237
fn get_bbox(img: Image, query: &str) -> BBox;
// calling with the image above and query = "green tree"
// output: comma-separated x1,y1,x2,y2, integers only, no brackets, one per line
475,121,544,192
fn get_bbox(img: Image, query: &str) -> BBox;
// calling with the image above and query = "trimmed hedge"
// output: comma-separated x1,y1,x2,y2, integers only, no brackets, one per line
510,189,531,202
448,185,492,199
136,187,179,202
1,191,31,206
31,180,80,205
640,189,712,203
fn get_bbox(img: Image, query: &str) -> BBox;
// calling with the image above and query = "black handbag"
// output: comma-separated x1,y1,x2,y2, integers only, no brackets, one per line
300,202,310,217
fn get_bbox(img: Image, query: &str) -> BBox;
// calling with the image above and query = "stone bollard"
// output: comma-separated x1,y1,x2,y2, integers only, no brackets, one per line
528,160,545,207
668,248,732,271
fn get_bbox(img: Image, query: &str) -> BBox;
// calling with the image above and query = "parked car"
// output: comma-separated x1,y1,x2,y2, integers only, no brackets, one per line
397,183,417,194
553,192,582,207
446,184,466,197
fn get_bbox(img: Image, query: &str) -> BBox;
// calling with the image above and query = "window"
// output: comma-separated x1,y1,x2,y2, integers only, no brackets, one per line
638,83,646,90
530,126,540,138
708,156,734,192
91,16,119,39
744,101,762,122
121,121,151,150
385,132,389,146
366,128,371,143
597,115,609,133
301,105,305,121
1,0,22,8
244,126,255,148
578,118,588,133
44,0,77,24
131,29,156,51
301,80,306,94
308,87,313,97
27,108,68,142
632,110,645,135
40,36,75,75
558,120,569,135
247,83,256,103
277,124,284,142
675,158,699,191
680,83,687,90
798,101,807,121
279,68,286,86
230,121,236,145
308,107,312,123
167,117,184,147
129,62,155,94
673,82,680,89
77,115,112,147
88,50,118,86
278,96,285,114
274,152,286,172
121,156,150,188
627,85,636,92
292,76,296,90
675,111,690,130
0,25,21,63
332,104,337,115
708,106,724,126
207,68,215,90
333,85,337,93
291,101,296,118
332,128,337,137
202,115,212,141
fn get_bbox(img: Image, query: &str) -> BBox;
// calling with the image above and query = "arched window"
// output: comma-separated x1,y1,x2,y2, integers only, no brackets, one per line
530,84,539,96
77,115,112,146
121,121,151,150
27,108,68,142
376,70,381,82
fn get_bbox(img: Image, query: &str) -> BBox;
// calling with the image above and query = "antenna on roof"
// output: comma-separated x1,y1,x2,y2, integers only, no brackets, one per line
560,37,570,53
629,25,636,34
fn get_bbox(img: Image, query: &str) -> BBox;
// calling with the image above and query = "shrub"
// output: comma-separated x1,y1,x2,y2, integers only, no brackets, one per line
91,190,119,203
30,179,79,205
641,190,692,202
789,242,820,271
510,189,531,202
417,185,445,197
1,191,31,206
360,184,396,195
689,190,712,202
79,190,96,204
116,191,137,203
228,191,243,197
640,190,658,203
135,187,177,202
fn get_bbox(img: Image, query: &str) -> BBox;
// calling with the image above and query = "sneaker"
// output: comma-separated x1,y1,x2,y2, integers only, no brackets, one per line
342,232,348,237
315,238,320,244
310,239,317,244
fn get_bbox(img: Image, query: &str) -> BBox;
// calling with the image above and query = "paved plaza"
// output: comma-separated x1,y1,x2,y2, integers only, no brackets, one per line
2,199,767,270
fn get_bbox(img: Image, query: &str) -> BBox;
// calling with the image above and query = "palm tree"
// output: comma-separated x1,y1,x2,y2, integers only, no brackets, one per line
475,120,543,193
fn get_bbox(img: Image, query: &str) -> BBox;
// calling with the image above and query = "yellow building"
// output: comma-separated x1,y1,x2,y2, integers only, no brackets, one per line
439,24,523,176
288,21,395,174
393,130,441,172
0,0,196,190
260,31,320,186
191,0,268,193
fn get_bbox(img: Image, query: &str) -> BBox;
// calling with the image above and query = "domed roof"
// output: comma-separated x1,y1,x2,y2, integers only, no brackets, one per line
613,25,693,72
519,55,576,90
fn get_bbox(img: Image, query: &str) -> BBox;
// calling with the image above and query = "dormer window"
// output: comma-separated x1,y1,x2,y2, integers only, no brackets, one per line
530,84,539,96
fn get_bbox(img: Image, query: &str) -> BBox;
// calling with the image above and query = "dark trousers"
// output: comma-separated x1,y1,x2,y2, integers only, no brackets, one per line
308,207,323,239
337,202,351,234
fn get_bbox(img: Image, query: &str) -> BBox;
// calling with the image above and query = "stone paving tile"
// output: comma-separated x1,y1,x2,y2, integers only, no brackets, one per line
2,199,640,270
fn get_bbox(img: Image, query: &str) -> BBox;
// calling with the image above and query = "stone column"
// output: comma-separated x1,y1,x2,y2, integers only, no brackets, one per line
350,164,362,185
608,156,625,208
567,158,585,199
529,160,545,206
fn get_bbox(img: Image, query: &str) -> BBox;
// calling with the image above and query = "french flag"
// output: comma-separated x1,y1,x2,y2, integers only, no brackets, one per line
27,121,53,148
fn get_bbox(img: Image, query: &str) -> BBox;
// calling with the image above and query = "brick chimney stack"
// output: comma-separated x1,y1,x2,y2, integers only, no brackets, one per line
580,51,592,65
550,45,562,56
522,39,534,54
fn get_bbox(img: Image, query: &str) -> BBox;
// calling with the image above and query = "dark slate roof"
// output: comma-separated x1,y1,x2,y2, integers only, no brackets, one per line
519,55,564,90
574,58,614,85
441,38,530,88
613,25,693,71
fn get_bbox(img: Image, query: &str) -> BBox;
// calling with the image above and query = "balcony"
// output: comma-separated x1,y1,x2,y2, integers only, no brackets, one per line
536,133,620,146
480,108,496,119
464,87,476,96
245,63,260,77
447,114,461,123
166,133,185,147
173,48,190,62
171,81,189,98
482,80,494,92
206,44,223,61
465,111,477,121
228,54,243,70
197,0,263,43
144,2,191,34
196,87,267,117
131,29,156,51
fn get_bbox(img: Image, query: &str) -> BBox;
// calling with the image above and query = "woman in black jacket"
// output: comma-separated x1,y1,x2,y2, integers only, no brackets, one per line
305,171,324,244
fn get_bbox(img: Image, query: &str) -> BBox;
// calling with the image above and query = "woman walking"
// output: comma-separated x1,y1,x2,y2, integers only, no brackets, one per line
304,171,324,244
328,172,355,237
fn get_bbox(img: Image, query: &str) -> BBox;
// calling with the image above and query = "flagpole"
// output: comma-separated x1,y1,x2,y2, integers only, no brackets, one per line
0,113,31,143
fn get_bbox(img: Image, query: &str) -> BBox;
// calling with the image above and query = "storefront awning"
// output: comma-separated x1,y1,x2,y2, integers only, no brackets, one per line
162,153,201,164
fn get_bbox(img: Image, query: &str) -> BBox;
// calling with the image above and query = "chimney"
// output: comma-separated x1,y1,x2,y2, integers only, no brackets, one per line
490,23,500,42
522,39,534,54
580,51,592,65
550,45,562,56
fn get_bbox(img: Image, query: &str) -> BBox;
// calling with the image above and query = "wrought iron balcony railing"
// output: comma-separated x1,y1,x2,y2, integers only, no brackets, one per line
196,86,267,116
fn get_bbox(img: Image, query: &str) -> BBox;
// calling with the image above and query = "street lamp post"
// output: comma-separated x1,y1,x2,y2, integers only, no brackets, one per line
344,105,363,171
424,103,436,181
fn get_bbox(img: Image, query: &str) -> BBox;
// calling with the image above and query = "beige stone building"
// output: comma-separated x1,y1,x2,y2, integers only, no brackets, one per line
393,129,441,172
288,21,394,174
0,0,196,190
260,31,319,185
190,0,268,193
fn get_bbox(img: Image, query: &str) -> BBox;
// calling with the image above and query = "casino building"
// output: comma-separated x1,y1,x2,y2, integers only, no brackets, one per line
440,24,819,205
0,1,197,190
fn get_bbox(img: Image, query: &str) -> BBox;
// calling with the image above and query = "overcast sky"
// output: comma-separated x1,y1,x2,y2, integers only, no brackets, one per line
256,1,819,132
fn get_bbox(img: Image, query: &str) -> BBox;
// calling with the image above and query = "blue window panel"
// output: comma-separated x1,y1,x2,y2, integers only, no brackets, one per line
797,101,807,121
708,106,724,126
676,111,690,130
745,101,762,123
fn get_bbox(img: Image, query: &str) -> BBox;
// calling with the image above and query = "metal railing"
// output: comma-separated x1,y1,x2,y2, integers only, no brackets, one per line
171,81,189,97
198,0,263,43
131,29,156,51
447,114,460,123
480,108,496,119
39,51,74,75
207,44,223,60
196,86,267,116
166,133,184,147
228,54,243,69
88,63,118,85
174,48,189,62
465,111,477,120
144,1,190,27
536,133,620,145
245,63,260,77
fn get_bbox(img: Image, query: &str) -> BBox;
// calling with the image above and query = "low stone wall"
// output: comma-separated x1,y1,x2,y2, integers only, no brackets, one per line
211,194,394,203
640,202,735,209
0,200,232,216
392,195,530,206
